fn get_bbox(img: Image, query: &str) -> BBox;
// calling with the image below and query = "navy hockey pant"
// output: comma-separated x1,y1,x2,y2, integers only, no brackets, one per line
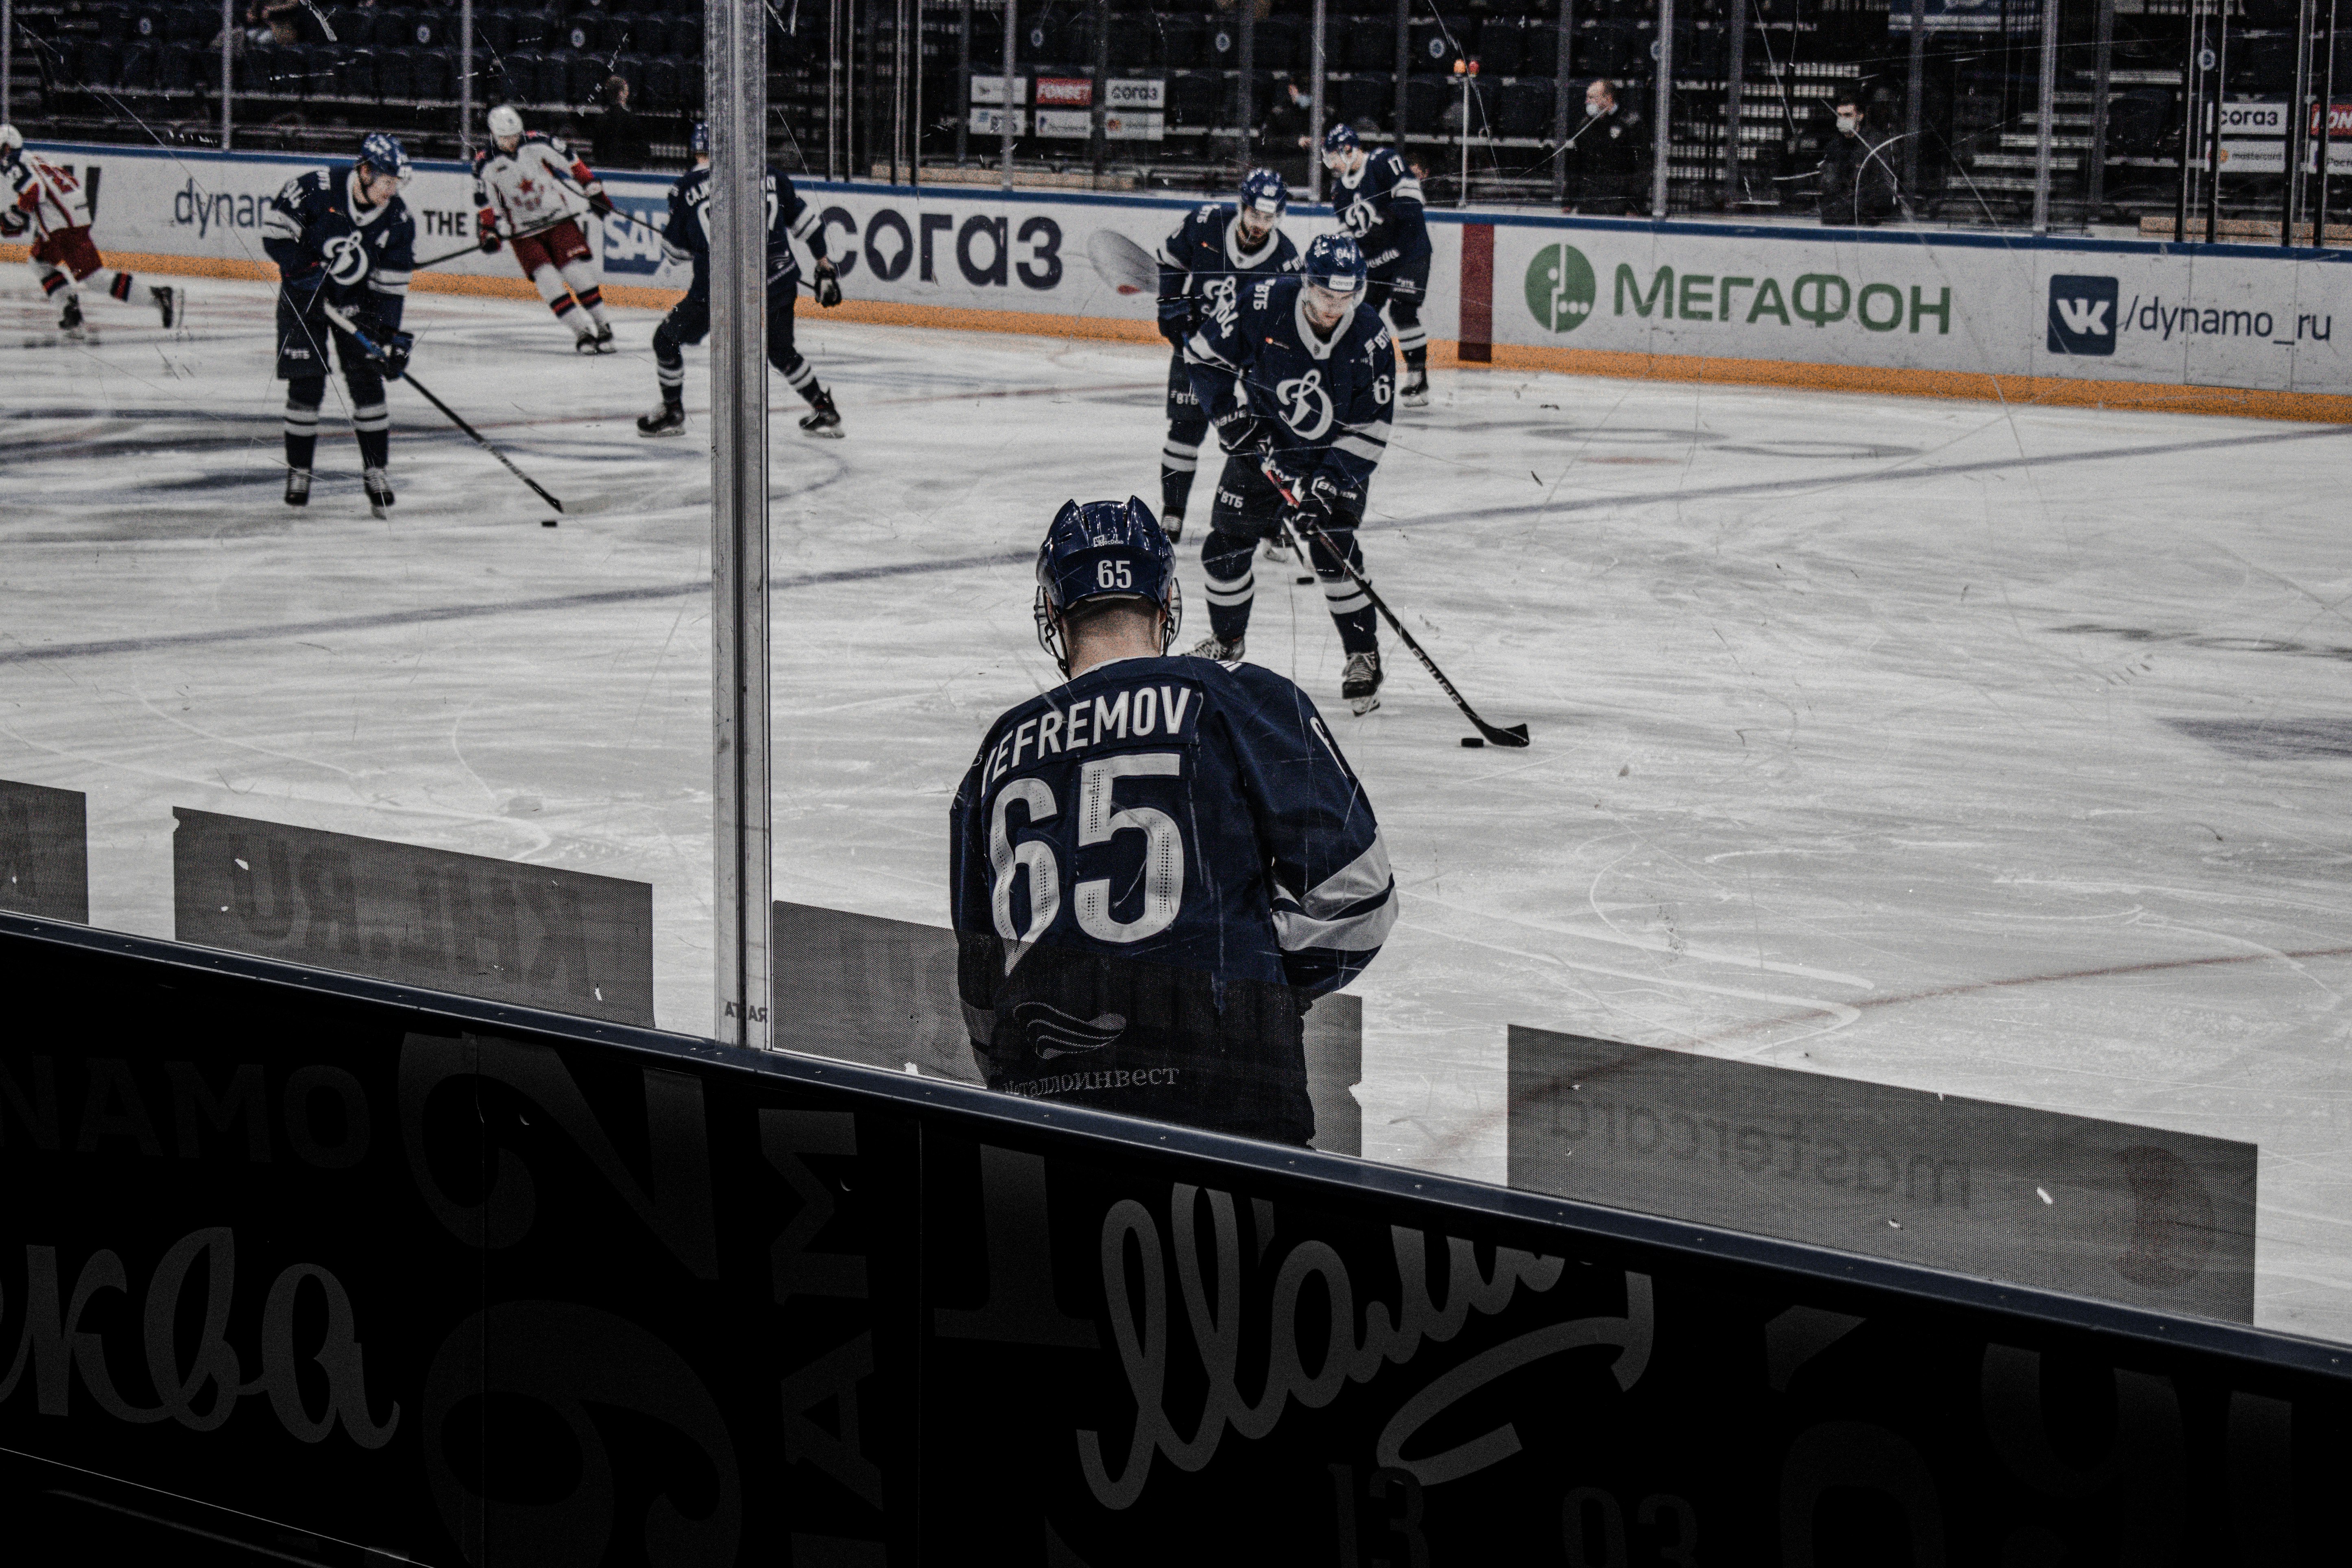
1160,350,1209,520
1202,455,1378,656
1366,251,1431,377
654,281,823,409
275,287,388,474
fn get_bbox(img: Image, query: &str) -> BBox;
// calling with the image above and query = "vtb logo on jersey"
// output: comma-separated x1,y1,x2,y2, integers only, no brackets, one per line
1275,369,1335,440
322,232,370,286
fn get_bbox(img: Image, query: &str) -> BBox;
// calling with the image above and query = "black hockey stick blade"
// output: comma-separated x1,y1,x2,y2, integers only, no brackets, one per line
319,300,567,514
1281,500,1530,746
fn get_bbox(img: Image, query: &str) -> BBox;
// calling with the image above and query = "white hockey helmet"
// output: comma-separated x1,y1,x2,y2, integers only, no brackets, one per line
0,124,23,162
487,104,525,142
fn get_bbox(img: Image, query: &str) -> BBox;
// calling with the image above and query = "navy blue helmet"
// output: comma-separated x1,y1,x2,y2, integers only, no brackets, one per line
1302,232,1367,297
1033,497,1181,674
1238,166,1288,221
358,131,410,186
1321,123,1361,160
691,120,711,155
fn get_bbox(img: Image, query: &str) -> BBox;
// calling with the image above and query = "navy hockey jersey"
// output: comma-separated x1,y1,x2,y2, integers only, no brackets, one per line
1155,201,1299,338
663,163,828,295
262,165,415,329
1331,146,1429,272
1185,273,1395,497
949,655,1395,1142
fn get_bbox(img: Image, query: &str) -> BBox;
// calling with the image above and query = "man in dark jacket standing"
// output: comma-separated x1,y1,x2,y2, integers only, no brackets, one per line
1818,92,1899,225
596,76,653,172
1563,78,1645,216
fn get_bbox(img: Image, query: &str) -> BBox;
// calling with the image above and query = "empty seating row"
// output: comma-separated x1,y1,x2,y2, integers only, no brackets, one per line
69,37,702,108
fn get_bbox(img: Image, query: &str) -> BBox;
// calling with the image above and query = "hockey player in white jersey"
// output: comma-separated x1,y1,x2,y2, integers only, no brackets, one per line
472,105,617,353
2,124,179,334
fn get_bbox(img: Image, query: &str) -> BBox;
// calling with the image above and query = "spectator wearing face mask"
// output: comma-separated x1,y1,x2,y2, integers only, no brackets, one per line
1561,79,1646,217
1817,92,1899,226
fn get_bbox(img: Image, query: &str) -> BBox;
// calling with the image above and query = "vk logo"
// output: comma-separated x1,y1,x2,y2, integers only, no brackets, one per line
2048,273,2119,355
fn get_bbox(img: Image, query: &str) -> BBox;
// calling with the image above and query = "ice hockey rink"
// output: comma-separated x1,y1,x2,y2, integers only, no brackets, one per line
7,273,2352,1337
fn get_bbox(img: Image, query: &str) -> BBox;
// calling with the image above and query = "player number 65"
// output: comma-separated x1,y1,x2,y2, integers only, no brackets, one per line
1096,560,1133,590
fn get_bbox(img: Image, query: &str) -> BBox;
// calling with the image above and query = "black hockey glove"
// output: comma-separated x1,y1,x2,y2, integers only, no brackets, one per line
583,180,616,218
476,206,503,253
0,205,26,239
813,257,842,308
1216,411,1272,458
1155,297,1196,348
370,327,414,381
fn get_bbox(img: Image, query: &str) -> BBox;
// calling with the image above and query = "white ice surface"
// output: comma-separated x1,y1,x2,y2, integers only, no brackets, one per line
6,273,2352,1337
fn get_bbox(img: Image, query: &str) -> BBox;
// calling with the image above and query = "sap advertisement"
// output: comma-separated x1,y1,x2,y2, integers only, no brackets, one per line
30,137,2352,398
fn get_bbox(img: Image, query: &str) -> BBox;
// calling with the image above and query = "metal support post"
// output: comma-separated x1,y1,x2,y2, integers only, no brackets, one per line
2,0,11,126
2087,0,2113,221
1904,0,1924,202
912,0,924,186
1554,0,1575,205
1090,0,1108,182
2177,0,2202,238
1310,0,1327,201
1393,0,1409,148
460,0,475,157
2286,0,2315,243
829,0,842,179
956,0,971,164
1239,0,1255,170
1001,0,1015,189
1726,0,1751,207
2322,0,2339,245
2031,0,2057,231
891,0,906,182
2207,0,2230,241
709,0,772,1053
1651,0,1674,218
1459,64,1470,205
220,0,233,148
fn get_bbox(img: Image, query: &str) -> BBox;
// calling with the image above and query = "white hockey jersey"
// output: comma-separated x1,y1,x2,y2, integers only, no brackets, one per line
6,152,96,238
471,132,598,238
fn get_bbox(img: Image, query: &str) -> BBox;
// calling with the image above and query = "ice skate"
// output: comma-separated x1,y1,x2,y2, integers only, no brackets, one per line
637,400,687,437
1342,650,1383,714
590,322,615,353
151,285,180,329
1400,371,1429,408
573,329,602,355
58,296,83,336
1162,509,1184,543
798,388,844,438
363,466,395,518
1191,632,1244,663
284,468,312,508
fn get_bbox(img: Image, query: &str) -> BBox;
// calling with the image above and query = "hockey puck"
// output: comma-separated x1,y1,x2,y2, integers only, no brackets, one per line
542,518,560,528
1461,736,1486,748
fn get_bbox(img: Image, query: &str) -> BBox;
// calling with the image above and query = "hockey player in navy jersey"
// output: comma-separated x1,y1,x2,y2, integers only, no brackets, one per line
636,122,844,439
261,132,417,516
1185,232,1394,714
949,497,1394,1147
1321,125,1432,407
1153,168,1299,541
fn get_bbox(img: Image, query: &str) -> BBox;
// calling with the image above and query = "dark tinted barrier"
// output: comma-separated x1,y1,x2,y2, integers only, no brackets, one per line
0,779,88,922
1510,1025,2258,1322
172,806,655,1025
773,900,1364,1154
2,912,2347,1563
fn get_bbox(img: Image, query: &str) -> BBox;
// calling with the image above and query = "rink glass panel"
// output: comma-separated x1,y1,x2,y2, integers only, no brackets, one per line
0,58,731,1037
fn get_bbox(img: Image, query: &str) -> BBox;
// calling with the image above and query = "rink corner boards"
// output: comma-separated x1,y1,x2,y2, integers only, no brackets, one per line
22,233,2352,427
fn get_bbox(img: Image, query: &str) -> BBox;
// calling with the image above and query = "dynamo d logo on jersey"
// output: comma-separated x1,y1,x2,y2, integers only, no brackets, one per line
1525,243,1597,334
2047,273,2119,356
1275,369,1335,439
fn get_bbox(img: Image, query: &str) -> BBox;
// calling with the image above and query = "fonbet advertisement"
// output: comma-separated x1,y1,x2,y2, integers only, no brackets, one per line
28,140,2352,400
1494,221,2352,395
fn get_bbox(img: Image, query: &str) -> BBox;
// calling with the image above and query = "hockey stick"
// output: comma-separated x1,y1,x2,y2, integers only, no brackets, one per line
319,299,567,515
1268,472,1530,747
414,241,489,270
552,171,829,296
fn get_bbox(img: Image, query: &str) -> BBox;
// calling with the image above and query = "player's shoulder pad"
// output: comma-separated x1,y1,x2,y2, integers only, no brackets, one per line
1215,659,1337,737
525,130,557,148
1194,201,1220,221
1374,147,1406,172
